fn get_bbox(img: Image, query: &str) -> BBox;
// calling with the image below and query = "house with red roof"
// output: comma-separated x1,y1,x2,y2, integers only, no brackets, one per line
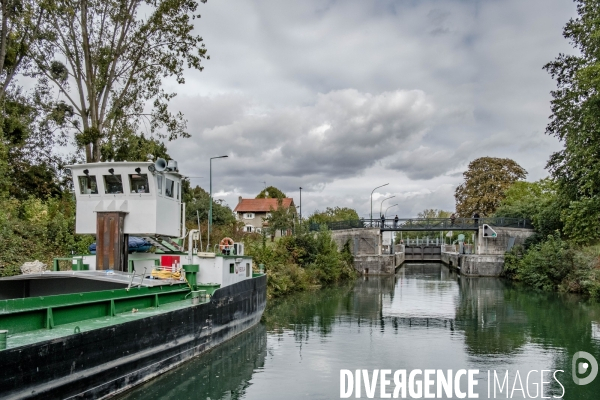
233,197,296,236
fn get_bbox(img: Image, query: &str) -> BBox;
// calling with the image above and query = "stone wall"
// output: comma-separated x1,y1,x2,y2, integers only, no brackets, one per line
476,226,535,255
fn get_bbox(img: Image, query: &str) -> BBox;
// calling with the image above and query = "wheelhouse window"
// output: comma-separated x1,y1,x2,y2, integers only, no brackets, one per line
230,263,235,274
157,175,163,195
246,263,250,277
103,175,123,194
176,182,180,200
129,173,150,193
78,175,98,194
165,178,174,198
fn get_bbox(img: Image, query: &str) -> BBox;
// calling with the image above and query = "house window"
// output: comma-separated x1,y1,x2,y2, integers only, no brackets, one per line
103,174,123,194
243,213,255,219
266,213,271,218
230,263,235,274
246,263,250,277
129,174,149,193
245,225,253,233
157,175,163,195
256,228,262,234
165,178,174,198
78,175,98,194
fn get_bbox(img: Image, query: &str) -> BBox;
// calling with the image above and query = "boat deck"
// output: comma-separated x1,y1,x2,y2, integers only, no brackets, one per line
0,270,183,288
4,296,208,350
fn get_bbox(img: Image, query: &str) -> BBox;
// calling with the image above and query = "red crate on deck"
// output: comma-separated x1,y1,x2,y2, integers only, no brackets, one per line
161,255,181,271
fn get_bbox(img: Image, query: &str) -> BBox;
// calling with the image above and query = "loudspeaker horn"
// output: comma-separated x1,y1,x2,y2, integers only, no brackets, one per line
155,158,167,172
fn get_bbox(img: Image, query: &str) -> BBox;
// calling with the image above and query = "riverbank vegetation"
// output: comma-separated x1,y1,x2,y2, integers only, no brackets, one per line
447,1,600,299
491,1,600,299
247,226,356,298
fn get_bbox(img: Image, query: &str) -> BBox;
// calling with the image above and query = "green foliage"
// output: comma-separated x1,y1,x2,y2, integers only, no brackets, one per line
0,195,94,276
504,234,575,291
1,90,63,200
264,198,296,239
544,0,600,244
182,181,236,226
504,234,600,298
247,227,356,298
455,157,527,217
561,197,600,244
494,179,563,237
256,186,286,199
308,207,359,225
101,134,170,163
0,0,46,100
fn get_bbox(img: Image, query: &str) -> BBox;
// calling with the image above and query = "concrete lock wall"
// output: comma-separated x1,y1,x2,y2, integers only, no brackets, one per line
477,226,535,255
331,229,406,275
441,252,504,277
354,255,396,275
461,255,505,277
331,228,381,255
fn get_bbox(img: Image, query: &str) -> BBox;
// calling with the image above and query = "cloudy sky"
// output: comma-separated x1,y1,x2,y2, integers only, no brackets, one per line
165,0,578,218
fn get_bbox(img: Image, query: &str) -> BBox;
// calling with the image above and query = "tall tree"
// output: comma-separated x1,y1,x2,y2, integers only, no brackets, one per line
454,157,527,217
0,0,45,100
33,0,209,163
544,0,600,242
256,186,286,199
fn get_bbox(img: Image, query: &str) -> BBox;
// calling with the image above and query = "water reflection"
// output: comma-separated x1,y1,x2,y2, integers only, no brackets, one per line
120,263,600,399
119,324,267,400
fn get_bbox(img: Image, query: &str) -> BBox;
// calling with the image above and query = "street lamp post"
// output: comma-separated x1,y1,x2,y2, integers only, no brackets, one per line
385,203,398,216
370,183,389,225
207,155,228,251
299,187,302,221
379,195,396,218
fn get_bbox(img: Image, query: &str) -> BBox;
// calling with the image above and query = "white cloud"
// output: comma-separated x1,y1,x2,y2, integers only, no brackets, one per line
163,0,576,216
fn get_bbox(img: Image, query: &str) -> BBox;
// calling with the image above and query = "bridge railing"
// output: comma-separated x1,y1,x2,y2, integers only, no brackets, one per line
309,217,533,231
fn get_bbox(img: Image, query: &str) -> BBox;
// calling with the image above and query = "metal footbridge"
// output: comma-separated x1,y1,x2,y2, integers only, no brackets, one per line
309,217,532,232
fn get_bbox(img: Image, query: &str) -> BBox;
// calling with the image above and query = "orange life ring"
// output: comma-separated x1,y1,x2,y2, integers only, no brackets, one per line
219,237,235,251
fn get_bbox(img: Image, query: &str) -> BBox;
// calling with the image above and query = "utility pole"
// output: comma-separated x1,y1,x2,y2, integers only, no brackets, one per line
207,155,228,251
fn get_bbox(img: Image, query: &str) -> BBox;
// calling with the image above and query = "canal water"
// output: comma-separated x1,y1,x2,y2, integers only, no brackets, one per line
119,263,600,399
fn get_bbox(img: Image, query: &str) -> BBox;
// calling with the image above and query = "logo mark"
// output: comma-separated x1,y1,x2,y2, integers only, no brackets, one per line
572,351,598,385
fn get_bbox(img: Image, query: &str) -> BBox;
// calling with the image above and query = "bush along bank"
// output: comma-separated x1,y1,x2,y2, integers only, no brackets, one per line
247,227,356,298
0,195,95,276
503,233,600,299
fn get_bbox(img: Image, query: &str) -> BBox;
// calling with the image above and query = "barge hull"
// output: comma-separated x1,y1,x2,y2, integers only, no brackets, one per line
0,274,267,400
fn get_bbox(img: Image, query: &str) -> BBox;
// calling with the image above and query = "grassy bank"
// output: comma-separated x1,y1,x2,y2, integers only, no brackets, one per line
503,234,600,299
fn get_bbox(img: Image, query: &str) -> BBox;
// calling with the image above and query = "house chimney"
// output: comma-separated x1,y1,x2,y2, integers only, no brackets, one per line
238,196,242,204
